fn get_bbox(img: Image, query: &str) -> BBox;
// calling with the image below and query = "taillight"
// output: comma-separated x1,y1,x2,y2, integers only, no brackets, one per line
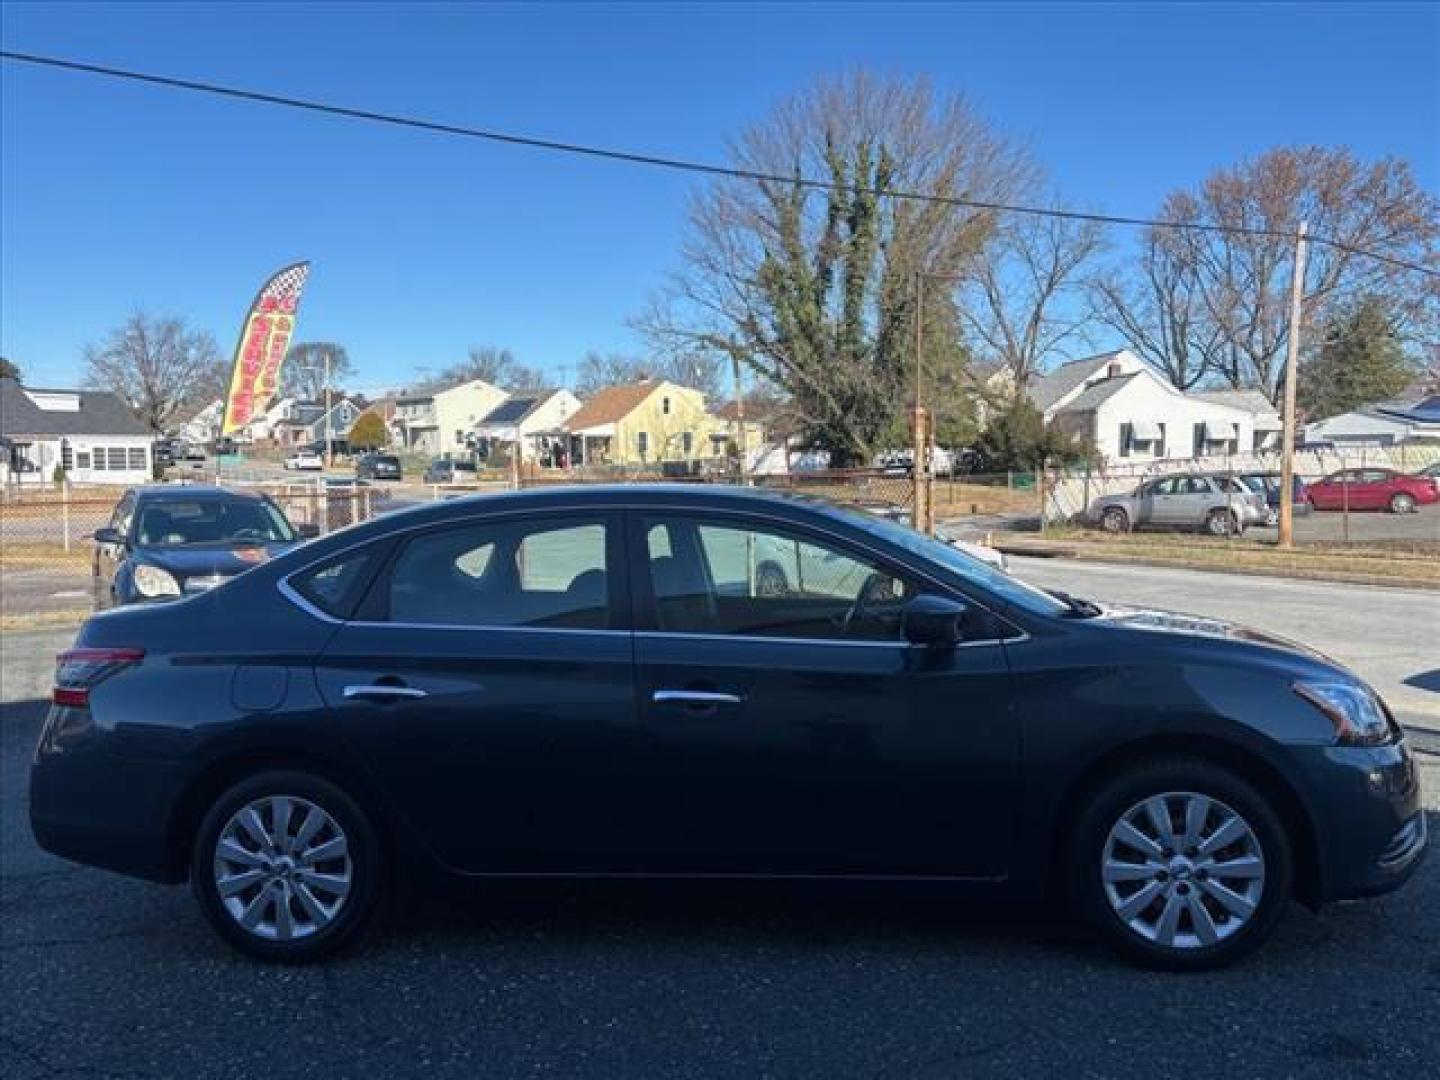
52,647,145,708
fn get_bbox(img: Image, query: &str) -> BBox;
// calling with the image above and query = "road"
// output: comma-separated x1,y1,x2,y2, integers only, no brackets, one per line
3,556,1440,1079
1008,558,1440,729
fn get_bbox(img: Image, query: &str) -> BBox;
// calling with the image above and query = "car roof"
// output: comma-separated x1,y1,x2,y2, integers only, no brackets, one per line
131,484,266,503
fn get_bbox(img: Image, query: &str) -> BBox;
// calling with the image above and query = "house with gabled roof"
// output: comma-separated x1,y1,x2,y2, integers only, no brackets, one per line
473,389,583,465
1,376,154,485
563,379,711,466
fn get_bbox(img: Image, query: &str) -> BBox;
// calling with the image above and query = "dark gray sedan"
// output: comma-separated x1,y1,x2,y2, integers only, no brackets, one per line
36,485,1425,968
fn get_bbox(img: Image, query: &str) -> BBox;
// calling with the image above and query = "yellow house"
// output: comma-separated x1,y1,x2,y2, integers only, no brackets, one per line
565,379,714,466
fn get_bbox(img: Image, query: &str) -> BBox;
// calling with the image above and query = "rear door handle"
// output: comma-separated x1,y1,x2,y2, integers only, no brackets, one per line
343,684,428,700
652,690,743,706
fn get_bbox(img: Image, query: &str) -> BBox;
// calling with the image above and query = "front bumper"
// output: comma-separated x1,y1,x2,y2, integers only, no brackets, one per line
1296,741,1428,903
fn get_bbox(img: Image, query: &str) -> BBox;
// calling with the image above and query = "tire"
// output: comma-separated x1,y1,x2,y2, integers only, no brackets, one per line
1068,757,1292,971
1389,492,1416,514
755,561,790,597
1205,509,1239,537
191,770,382,963
1100,507,1130,534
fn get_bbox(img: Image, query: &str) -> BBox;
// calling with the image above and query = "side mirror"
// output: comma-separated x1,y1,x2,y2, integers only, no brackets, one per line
92,526,123,545
902,594,967,648
296,523,321,540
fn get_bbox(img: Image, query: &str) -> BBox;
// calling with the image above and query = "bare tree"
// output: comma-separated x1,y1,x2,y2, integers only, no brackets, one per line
959,205,1105,389
282,343,354,402
83,312,224,433
1089,223,1228,390
418,345,548,393
1098,148,1438,401
638,70,1031,463
574,349,724,400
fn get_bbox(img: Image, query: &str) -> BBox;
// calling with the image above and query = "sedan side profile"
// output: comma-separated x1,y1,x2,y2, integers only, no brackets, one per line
34,486,1424,968
1304,468,1440,514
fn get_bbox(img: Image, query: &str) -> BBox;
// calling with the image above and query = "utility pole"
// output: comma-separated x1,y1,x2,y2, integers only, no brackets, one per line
323,351,334,469
731,353,748,483
912,270,932,534
1277,221,1309,548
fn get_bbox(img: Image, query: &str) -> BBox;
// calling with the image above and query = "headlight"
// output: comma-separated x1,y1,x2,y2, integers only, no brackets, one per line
1294,680,1396,746
133,564,181,599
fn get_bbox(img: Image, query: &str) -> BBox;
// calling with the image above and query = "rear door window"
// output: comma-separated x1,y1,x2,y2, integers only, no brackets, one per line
383,517,613,630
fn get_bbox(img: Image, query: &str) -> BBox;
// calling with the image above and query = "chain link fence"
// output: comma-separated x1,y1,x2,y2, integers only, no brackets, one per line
1042,445,1440,523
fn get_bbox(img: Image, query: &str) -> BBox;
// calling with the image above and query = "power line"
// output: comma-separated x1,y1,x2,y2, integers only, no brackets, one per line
2,48,1436,279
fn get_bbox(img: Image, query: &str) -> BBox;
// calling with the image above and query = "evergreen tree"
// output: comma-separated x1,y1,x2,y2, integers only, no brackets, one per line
1298,296,1418,420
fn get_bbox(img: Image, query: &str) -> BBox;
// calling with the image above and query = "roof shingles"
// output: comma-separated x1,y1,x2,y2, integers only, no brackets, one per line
565,382,662,432
0,378,150,438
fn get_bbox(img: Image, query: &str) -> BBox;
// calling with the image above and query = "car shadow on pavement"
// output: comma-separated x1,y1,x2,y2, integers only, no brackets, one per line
391,876,1106,960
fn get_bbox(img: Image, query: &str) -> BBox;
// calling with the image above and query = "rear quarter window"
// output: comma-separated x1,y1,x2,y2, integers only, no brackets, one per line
289,549,378,618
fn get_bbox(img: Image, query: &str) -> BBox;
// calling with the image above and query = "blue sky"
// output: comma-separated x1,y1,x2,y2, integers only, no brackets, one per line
3,1,1436,394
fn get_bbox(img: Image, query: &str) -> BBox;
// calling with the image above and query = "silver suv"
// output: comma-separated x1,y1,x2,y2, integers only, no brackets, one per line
1085,473,1267,536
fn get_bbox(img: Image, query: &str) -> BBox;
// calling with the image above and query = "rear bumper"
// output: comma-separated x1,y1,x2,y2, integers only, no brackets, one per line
30,719,189,884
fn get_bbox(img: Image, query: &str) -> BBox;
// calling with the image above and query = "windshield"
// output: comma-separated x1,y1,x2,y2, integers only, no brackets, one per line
828,505,1069,617
135,499,296,546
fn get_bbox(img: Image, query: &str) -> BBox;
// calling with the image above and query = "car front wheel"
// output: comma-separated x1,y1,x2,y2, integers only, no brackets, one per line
1069,758,1292,970
1100,507,1130,534
1389,492,1416,514
191,770,382,963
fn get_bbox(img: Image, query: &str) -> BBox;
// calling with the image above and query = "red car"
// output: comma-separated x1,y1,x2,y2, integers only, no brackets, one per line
1304,468,1440,513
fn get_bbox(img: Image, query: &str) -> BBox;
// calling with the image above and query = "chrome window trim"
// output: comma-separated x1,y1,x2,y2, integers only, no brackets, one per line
277,576,343,625
348,619,628,637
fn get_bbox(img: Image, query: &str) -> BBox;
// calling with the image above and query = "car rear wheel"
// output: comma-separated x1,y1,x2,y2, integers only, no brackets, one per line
191,770,382,963
1069,758,1292,970
1389,492,1416,514
1205,509,1240,536
1100,507,1130,534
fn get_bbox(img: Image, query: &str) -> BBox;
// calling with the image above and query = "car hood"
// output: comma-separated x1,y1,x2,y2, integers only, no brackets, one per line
1091,603,1332,663
134,542,297,578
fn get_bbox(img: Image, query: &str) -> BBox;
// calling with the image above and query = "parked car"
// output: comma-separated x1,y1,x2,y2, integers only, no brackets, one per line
422,458,478,484
174,447,209,474
1304,468,1440,514
90,485,317,609
36,486,1424,968
1235,472,1311,526
1414,461,1440,480
283,451,324,472
355,453,403,481
1086,474,1267,536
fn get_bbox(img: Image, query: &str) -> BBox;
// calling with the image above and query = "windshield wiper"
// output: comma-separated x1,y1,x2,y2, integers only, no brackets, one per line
1047,589,1104,618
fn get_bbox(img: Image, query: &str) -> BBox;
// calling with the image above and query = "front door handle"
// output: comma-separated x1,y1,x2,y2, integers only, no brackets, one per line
343,684,428,701
652,689,743,706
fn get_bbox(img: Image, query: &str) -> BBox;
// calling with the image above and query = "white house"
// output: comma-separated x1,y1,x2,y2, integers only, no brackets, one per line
1305,396,1440,447
1,377,153,485
473,389,582,464
178,399,224,446
1028,350,1284,464
394,378,508,455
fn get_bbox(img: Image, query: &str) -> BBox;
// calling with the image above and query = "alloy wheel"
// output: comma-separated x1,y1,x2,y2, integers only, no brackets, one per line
213,795,354,942
1101,791,1265,951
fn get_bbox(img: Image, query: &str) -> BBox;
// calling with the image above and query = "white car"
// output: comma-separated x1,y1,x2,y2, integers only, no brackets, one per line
283,451,324,472
934,527,1010,573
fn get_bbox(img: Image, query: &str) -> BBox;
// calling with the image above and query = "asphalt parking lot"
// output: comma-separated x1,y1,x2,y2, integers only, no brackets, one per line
1,692,1437,1080
2,557,1439,1078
